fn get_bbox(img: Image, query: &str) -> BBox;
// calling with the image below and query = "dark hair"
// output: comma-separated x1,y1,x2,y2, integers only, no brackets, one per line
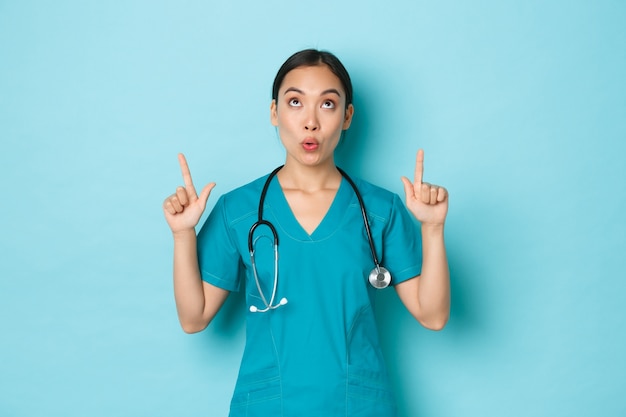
272,49,353,109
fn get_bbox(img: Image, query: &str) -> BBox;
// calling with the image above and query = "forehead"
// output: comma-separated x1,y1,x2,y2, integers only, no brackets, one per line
279,65,345,95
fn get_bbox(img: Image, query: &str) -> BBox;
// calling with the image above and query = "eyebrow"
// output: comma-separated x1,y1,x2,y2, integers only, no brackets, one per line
283,87,342,97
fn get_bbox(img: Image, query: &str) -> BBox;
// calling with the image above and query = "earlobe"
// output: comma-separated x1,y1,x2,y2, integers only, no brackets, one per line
342,104,354,130
270,100,278,126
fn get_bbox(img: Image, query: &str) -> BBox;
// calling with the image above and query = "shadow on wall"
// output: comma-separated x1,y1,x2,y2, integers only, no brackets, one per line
374,231,483,416
374,189,520,415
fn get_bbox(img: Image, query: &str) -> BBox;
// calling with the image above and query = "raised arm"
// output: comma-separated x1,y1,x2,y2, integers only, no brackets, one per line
163,154,228,333
397,149,450,330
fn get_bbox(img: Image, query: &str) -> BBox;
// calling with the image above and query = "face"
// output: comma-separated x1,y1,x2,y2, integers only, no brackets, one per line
270,65,354,169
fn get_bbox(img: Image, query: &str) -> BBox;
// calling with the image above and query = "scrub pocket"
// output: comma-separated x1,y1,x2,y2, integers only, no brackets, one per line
229,366,282,417
346,305,397,416
347,365,397,416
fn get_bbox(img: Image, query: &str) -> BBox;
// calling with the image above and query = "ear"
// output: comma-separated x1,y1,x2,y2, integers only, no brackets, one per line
270,100,278,127
342,104,354,130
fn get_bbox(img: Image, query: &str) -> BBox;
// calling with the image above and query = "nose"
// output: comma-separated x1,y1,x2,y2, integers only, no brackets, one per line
304,109,319,131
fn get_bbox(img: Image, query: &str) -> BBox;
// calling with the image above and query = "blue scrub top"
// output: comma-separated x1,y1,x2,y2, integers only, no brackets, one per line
197,172,422,417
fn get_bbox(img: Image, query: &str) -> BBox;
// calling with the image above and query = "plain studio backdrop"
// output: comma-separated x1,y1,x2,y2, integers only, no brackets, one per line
1,1,624,416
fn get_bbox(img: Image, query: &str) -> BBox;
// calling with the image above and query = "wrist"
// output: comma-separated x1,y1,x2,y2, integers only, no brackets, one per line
421,222,445,236
172,228,197,242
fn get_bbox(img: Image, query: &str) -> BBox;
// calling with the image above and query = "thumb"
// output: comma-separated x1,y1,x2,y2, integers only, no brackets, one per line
198,182,216,208
400,176,415,200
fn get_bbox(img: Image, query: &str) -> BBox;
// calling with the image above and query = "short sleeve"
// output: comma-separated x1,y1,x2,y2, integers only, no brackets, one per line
382,194,423,286
196,196,243,292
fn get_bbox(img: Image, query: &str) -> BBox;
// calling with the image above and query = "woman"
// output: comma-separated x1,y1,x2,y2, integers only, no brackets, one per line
163,49,450,416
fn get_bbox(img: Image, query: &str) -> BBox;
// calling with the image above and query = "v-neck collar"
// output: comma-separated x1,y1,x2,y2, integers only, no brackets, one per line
265,175,352,242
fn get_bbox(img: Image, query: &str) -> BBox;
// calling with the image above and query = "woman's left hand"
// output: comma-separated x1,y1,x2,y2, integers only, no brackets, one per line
401,149,449,226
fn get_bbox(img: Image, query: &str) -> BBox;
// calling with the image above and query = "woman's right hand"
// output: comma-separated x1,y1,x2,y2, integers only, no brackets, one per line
163,153,216,234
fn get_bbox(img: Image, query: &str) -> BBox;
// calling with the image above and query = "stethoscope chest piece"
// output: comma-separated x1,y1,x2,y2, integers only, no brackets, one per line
368,266,391,289
249,166,395,313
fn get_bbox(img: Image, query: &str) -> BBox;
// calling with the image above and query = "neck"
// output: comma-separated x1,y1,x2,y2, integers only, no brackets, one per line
277,160,342,192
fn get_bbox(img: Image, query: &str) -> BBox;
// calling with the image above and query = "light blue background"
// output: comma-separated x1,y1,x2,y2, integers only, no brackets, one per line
1,1,625,416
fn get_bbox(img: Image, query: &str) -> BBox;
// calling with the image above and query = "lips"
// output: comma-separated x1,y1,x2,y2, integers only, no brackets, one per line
302,138,319,151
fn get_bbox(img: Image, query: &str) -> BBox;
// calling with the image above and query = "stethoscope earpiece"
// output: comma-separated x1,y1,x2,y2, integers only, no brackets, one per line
250,297,288,314
248,166,393,313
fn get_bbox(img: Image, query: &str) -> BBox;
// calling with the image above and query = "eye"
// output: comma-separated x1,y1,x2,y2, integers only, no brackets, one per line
288,98,302,107
321,100,335,109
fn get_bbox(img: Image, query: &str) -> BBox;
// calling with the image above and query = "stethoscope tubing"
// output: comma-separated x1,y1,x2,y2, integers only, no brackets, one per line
247,165,283,254
335,167,383,271
247,166,391,312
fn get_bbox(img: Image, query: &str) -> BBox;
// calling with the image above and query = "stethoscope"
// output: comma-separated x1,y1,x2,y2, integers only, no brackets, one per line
247,166,392,313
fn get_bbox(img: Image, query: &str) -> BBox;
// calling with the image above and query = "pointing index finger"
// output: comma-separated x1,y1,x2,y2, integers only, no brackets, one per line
178,153,197,196
415,149,424,185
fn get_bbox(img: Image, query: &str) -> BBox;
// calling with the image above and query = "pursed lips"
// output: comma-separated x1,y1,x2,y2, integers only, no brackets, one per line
302,137,319,151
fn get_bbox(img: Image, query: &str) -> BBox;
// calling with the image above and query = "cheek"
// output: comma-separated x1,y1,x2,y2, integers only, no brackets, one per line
275,114,302,137
326,112,345,130
276,113,295,129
